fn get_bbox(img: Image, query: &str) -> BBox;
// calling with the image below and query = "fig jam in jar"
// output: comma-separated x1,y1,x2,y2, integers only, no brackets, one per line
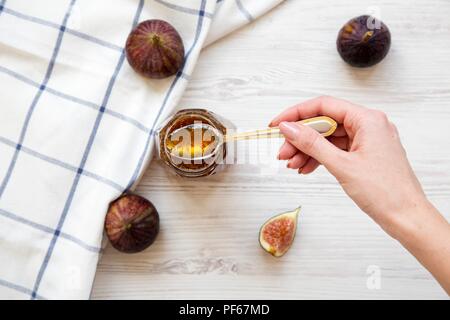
156,109,231,178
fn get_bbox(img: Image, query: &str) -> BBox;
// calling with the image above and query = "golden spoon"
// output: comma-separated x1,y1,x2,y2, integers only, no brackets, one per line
168,116,337,162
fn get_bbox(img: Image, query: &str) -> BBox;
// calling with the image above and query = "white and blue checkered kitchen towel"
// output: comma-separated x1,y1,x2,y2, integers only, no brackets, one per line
0,0,283,299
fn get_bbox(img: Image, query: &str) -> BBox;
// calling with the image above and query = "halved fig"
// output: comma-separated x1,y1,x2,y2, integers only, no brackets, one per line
259,207,301,257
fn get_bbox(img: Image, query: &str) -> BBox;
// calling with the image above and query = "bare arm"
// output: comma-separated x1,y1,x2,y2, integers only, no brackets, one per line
393,199,450,294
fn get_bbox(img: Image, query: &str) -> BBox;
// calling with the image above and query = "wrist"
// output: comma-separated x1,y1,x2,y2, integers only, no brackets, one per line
382,194,432,243
386,196,446,251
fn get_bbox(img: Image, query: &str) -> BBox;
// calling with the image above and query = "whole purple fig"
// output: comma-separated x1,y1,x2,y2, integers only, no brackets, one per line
105,194,159,253
125,19,185,79
337,15,391,68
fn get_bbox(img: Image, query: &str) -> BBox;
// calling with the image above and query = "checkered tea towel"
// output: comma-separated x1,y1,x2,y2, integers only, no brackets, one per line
0,0,283,299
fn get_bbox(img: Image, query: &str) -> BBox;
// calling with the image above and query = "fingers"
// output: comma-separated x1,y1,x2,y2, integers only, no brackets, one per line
279,133,347,161
299,158,320,174
328,136,349,151
278,141,298,160
279,121,348,170
282,137,348,173
270,96,365,127
287,152,309,169
332,125,347,137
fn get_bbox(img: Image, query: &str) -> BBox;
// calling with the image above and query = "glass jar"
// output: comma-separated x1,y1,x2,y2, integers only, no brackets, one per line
155,109,234,178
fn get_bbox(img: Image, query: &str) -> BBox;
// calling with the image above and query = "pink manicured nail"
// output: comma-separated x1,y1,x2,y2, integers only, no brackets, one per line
277,144,285,159
279,122,300,140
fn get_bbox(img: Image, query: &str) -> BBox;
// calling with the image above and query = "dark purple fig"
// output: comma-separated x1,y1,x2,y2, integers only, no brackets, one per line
105,194,159,253
337,15,391,68
125,19,185,79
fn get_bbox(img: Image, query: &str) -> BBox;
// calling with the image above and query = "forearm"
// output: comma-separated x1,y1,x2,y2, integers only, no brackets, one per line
389,199,450,295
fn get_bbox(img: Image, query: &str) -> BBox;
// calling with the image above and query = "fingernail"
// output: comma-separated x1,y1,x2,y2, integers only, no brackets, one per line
298,167,303,174
277,144,285,159
287,161,291,168
268,120,275,127
279,122,300,140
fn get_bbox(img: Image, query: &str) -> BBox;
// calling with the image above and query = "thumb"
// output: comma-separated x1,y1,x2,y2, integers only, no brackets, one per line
278,121,346,169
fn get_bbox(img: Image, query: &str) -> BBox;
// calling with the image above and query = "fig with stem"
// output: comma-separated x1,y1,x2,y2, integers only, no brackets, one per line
337,15,391,68
126,19,185,79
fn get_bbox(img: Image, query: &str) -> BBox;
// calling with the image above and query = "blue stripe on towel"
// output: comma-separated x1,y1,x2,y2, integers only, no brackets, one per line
1,6,123,52
0,1,214,52
29,0,145,300
0,278,45,300
0,65,152,134
235,0,254,21
0,208,102,253
0,135,124,191
155,0,213,18
0,0,77,200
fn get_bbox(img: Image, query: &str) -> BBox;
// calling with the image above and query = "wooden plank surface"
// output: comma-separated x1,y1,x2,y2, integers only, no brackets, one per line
91,0,450,299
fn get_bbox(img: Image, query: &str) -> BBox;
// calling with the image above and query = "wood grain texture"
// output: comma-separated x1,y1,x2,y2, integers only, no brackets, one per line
91,0,450,299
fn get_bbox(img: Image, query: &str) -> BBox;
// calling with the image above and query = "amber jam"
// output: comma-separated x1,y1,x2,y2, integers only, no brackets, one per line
156,109,228,178
165,124,218,159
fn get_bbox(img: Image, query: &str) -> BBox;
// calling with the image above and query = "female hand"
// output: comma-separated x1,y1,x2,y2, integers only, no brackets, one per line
270,96,450,294
270,96,426,232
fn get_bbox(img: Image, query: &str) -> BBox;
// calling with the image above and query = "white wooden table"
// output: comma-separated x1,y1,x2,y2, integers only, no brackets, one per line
91,0,450,299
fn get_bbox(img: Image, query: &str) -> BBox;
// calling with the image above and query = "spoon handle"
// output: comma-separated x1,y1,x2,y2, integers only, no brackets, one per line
228,116,337,141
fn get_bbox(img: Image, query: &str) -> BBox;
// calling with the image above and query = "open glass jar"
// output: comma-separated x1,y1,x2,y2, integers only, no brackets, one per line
155,109,234,178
